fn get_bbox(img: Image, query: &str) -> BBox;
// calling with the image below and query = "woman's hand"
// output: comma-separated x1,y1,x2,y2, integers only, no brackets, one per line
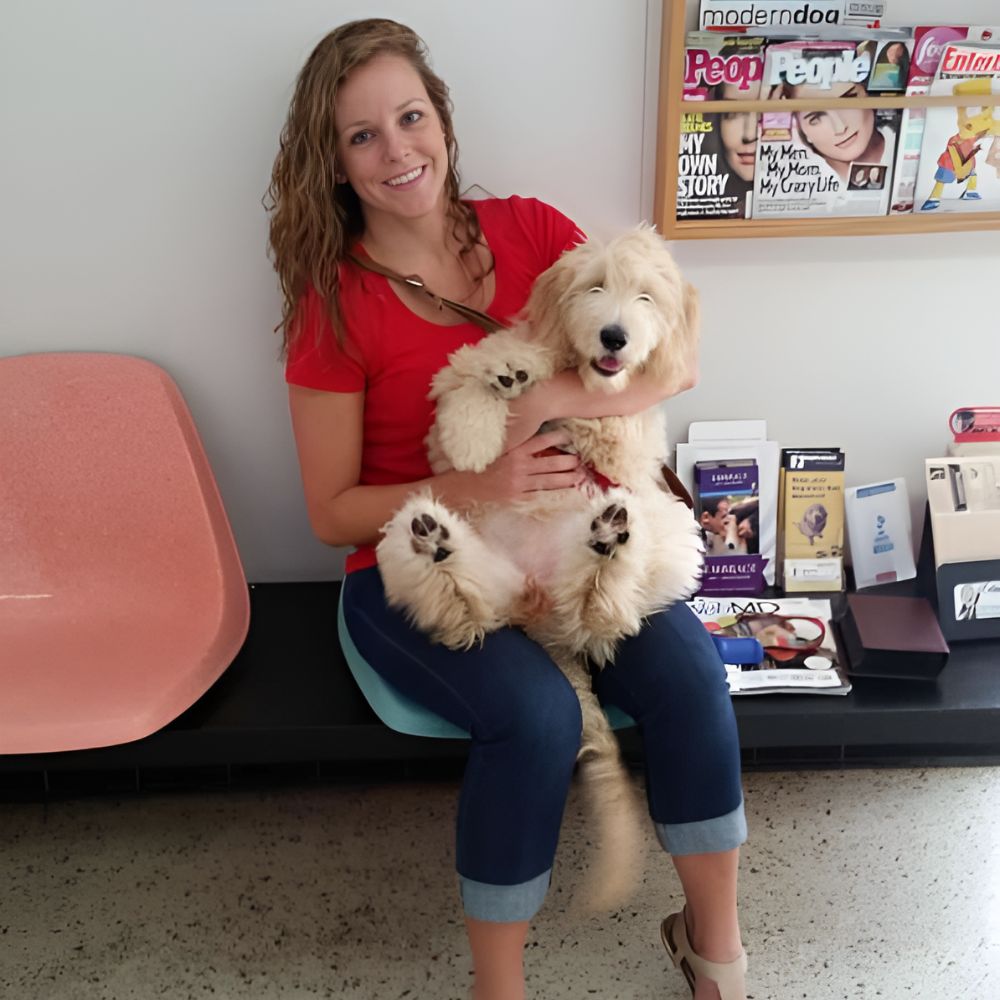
503,379,555,452
504,347,700,451
454,427,583,505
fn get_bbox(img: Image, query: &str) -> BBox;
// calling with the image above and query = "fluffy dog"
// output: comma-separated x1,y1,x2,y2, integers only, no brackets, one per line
376,226,704,909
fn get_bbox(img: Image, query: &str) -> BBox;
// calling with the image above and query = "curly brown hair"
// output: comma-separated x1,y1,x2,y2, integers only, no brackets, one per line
265,19,487,354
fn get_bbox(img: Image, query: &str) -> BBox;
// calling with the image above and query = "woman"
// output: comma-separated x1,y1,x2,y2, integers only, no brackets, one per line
266,19,748,1000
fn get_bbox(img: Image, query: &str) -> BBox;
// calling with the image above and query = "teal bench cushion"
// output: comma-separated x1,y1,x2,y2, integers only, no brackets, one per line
337,585,636,739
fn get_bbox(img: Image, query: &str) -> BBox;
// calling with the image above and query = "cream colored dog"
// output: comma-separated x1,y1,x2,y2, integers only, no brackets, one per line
376,226,704,909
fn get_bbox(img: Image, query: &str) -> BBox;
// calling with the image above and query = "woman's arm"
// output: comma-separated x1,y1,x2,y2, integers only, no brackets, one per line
288,385,583,548
504,356,699,453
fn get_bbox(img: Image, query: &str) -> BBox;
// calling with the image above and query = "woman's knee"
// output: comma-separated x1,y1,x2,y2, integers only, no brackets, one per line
671,641,731,704
595,604,732,727
479,666,582,764
649,605,729,694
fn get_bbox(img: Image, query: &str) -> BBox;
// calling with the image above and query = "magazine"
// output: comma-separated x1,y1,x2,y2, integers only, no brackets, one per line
889,26,1000,213
751,39,903,217
699,1,889,32
687,595,852,695
866,35,914,92
913,43,1000,214
679,34,768,219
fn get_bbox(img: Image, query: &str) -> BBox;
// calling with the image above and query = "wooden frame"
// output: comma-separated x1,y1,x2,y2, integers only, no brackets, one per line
653,0,1000,239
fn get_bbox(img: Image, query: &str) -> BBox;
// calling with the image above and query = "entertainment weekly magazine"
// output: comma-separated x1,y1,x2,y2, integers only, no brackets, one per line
889,25,1000,214
913,43,1000,214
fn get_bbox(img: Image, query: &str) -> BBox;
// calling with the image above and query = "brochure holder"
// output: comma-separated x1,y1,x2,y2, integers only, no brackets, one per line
917,501,1000,642
676,420,779,587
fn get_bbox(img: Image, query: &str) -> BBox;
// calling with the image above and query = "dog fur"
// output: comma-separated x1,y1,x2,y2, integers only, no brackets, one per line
376,226,704,910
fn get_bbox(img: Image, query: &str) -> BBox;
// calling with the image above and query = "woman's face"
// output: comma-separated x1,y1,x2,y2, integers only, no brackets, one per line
717,82,760,182
793,82,876,164
334,53,449,227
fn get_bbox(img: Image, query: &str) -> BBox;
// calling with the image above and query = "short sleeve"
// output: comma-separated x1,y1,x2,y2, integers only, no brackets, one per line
284,285,365,392
506,195,587,271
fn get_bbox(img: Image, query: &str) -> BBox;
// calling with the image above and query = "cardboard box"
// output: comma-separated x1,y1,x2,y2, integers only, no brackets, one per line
925,457,1000,567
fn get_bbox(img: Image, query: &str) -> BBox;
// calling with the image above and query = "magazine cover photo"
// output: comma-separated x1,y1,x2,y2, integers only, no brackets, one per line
752,39,902,218
915,44,1000,214
889,25,1000,213
678,33,767,219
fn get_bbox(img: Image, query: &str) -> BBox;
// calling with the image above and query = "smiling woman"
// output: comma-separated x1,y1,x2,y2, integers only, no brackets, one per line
334,56,450,225
265,18,491,345
263,18,748,1000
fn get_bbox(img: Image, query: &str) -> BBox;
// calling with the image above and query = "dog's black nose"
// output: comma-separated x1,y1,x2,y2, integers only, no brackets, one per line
599,324,627,352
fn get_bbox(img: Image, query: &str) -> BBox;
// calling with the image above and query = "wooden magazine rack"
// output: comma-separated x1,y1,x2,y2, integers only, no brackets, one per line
653,0,1000,239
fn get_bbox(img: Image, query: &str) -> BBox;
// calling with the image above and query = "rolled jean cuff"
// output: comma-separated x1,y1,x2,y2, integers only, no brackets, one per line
459,869,551,923
654,799,747,856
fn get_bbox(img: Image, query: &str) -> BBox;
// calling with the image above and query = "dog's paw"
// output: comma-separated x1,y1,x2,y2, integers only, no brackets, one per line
589,503,630,557
436,336,550,403
409,511,453,563
487,362,533,400
429,376,509,473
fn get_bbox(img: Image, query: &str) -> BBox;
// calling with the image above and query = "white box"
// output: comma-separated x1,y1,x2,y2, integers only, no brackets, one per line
925,457,1000,568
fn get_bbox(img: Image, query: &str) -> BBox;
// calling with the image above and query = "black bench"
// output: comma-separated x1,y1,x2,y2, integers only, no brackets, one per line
3,580,999,797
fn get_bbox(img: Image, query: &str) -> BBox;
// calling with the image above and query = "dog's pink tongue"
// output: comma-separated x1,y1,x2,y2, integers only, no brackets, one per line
596,356,623,373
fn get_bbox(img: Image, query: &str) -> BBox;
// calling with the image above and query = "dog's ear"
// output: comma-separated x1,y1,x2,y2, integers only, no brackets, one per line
677,280,701,388
524,248,579,354
682,281,700,347
644,268,701,394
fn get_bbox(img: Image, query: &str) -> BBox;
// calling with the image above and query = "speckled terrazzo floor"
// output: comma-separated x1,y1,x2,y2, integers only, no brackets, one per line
2,767,998,1000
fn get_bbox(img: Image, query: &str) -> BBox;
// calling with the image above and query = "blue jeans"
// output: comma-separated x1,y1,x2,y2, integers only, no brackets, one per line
341,567,746,922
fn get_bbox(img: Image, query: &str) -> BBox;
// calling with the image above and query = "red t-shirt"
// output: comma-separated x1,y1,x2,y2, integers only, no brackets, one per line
285,195,585,573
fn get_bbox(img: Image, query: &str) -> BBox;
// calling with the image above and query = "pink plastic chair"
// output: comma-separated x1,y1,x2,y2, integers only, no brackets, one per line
0,353,250,754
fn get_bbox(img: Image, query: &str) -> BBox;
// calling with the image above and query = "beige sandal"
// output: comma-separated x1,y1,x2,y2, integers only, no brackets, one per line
660,910,748,1000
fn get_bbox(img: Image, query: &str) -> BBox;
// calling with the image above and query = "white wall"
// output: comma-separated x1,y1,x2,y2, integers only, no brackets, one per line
648,0,1000,559
1,0,997,581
